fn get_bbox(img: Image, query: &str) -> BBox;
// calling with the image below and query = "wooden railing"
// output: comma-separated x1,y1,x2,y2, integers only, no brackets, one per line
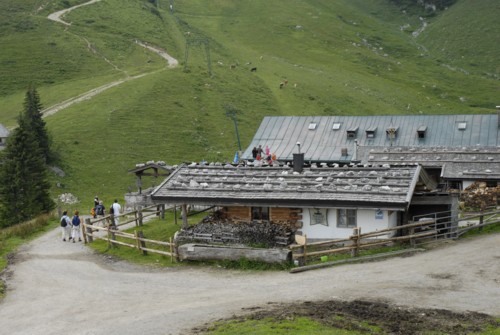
290,219,438,266
81,204,177,261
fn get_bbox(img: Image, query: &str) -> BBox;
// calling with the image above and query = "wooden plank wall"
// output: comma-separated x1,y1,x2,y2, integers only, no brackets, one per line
224,207,251,222
223,206,303,228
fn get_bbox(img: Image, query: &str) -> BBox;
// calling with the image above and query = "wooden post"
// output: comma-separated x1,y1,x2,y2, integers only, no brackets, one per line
138,231,147,255
84,218,93,243
351,227,361,257
181,204,188,228
294,234,307,266
169,237,174,263
134,209,139,227
161,204,165,220
138,205,143,226
409,226,415,247
174,205,178,225
479,214,484,232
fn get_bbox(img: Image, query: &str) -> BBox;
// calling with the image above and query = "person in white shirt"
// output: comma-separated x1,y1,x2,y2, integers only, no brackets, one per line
111,199,122,227
60,211,71,242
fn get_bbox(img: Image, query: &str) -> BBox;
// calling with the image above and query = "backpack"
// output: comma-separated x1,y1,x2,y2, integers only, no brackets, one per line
72,215,80,226
96,205,104,216
109,205,114,215
60,217,67,227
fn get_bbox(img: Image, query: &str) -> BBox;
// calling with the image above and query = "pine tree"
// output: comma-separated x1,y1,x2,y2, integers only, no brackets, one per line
0,113,54,227
23,86,51,163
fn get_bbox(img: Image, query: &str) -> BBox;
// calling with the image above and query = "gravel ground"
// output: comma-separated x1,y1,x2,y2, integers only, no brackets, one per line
0,229,499,335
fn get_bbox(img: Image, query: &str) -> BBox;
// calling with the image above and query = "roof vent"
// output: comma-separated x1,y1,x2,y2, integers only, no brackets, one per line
346,126,358,139
457,122,467,130
332,122,341,130
417,125,427,139
366,126,377,138
386,127,398,137
308,122,317,130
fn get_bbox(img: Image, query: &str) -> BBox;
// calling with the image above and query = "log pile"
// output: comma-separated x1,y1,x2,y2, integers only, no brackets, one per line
460,182,500,210
175,221,294,247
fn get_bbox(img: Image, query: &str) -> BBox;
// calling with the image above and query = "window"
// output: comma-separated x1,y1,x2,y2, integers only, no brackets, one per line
337,209,357,228
308,122,317,130
332,122,341,130
457,122,467,130
252,207,269,221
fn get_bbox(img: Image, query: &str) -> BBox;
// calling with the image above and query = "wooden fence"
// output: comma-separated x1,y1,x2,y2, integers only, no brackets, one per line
81,204,177,261
290,219,438,266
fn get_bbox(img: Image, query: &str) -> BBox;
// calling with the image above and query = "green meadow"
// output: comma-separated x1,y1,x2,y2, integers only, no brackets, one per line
0,0,499,208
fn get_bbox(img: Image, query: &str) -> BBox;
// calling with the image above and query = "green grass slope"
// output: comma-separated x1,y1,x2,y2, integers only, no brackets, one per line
0,0,499,209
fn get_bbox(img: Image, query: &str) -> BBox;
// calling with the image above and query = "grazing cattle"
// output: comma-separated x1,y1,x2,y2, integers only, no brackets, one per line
250,67,257,72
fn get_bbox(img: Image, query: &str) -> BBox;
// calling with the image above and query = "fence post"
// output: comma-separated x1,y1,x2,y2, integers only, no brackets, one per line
169,236,174,263
137,230,147,255
351,227,360,257
84,218,93,243
138,205,143,226
161,204,165,220
479,213,484,232
409,226,415,247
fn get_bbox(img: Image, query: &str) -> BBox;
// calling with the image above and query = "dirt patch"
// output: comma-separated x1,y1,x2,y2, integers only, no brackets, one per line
192,299,500,334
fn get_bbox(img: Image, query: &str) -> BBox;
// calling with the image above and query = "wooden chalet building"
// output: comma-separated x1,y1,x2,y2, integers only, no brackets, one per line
151,163,438,240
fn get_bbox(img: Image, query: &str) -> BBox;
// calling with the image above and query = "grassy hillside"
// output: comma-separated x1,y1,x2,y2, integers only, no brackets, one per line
0,0,499,209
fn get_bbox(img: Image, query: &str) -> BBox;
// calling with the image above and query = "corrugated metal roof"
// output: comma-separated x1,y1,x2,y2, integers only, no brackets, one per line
151,164,426,210
242,115,500,162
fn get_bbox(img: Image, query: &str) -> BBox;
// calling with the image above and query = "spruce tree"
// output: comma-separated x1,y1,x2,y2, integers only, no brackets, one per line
23,86,51,163
0,113,54,227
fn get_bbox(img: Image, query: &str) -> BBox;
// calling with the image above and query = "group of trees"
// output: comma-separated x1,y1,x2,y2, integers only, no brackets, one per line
0,87,55,227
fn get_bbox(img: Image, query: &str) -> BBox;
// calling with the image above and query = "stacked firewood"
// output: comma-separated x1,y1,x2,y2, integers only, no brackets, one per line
460,182,500,210
175,221,294,247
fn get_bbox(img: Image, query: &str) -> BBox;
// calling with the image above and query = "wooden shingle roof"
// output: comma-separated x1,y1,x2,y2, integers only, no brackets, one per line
361,146,500,180
151,164,430,210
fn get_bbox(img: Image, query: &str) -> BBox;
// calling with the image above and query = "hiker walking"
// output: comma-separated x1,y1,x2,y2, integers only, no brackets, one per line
60,211,71,242
109,199,121,228
71,210,82,242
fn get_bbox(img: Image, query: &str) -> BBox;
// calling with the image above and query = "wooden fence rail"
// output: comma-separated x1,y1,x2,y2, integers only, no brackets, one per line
290,219,439,265
81,204,177,261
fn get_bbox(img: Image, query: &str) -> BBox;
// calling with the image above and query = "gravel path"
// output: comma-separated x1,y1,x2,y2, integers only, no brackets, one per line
0,228,498,335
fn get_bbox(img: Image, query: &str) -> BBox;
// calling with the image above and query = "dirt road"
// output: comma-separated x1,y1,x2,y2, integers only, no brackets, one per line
0,228,498,335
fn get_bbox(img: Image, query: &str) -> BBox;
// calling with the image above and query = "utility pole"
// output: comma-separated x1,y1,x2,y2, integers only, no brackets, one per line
184,35,212,76
225,105,242,151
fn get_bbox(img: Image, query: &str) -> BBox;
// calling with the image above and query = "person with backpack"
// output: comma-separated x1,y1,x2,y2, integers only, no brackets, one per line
71,210,82,243
60,211,71,242
95,201,105,218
